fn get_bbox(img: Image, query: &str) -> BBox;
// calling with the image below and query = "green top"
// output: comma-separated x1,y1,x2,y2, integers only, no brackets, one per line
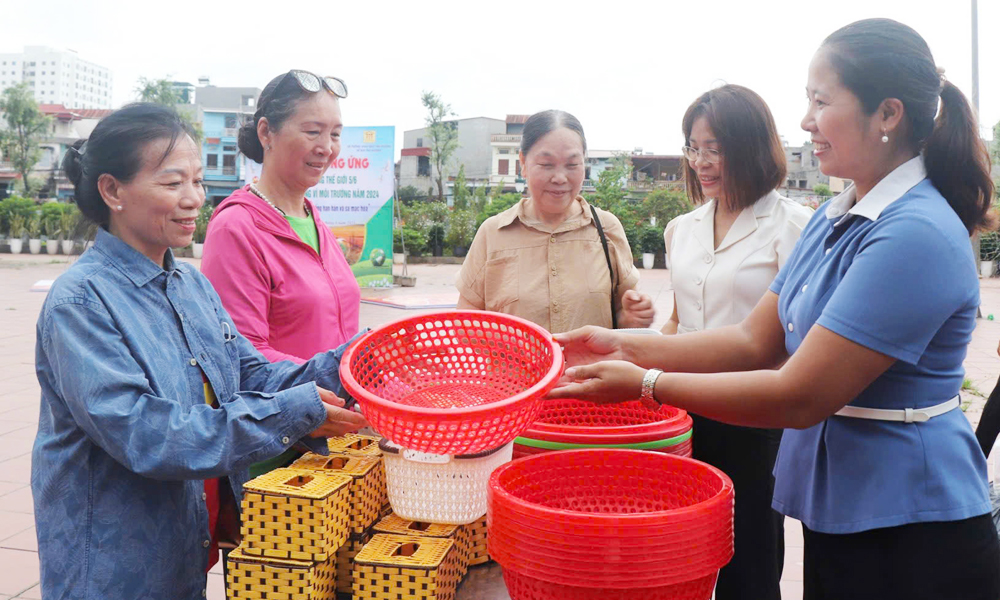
285,214,320,253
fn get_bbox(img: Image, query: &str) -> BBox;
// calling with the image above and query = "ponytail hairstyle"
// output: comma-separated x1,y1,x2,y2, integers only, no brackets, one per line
238,72,316,163
820,18,994,234
61,103,194,228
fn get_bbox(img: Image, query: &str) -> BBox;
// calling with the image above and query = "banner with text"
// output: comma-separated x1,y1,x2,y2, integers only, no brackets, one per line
243,126,395,288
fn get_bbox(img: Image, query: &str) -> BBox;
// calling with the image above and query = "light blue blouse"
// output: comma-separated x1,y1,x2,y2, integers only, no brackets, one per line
769,157,990,534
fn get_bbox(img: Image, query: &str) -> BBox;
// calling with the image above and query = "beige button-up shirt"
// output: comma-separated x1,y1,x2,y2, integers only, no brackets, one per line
664,191,813,333
457,196,640,333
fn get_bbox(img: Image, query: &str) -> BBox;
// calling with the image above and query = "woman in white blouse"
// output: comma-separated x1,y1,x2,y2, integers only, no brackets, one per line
661,84,812,600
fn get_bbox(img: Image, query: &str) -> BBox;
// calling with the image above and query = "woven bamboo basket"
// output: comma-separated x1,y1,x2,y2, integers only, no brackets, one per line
335,528,374,594
373,513,469,577
327,433,383,456
291,452,387,534
225,544,336,600
352,534,463,600
462,514,490,566
240,468,352,561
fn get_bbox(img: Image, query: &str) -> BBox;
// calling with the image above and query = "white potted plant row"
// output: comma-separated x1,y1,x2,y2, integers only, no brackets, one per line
8,214,25,254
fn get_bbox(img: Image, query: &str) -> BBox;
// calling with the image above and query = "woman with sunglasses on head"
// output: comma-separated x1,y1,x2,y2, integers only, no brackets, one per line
661,84,812,600
202,70,360,476
553,19,999,599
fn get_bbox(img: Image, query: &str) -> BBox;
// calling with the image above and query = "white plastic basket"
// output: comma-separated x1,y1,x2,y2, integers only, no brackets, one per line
378,439,513,525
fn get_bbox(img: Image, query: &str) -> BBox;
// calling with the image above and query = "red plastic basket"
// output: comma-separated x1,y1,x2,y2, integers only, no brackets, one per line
528,399,691,438
340,311,563,455
511,434,693,459
487,450,733,587
503,567,717,600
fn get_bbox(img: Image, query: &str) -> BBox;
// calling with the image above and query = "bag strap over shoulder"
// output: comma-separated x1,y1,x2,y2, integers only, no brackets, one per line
590,204,618,329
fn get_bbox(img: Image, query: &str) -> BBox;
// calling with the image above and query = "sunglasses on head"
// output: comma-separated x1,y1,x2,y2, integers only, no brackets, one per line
282,69,348,98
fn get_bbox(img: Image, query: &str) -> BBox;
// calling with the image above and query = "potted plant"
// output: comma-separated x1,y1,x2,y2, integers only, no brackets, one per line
639,225,664,270
59,206,79,255
44,216,61,255
980,231,999,278
445,208,476,257
27,215,43,254
191,203,214,259
8,214,26,254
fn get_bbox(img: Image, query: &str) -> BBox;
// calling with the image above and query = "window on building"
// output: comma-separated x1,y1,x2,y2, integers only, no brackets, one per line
498,159,509,175
417,156,431,177
242,95,254,107
207,154,218,168
515,160,521,176
499,148,509,155
799,180,807,188
223,144,237,153
787,180,795,188
416,138,422,148
224,115,237,128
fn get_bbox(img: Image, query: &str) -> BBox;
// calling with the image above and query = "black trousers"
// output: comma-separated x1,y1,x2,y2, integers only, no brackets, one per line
802,514,1000,600
976,372,1000,457
691,414,784,600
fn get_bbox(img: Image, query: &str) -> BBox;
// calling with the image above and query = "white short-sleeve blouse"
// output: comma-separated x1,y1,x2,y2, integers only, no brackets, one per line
664,190,813,333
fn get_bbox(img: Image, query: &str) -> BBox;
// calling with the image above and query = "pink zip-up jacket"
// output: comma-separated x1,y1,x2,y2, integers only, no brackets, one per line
201,186,361,364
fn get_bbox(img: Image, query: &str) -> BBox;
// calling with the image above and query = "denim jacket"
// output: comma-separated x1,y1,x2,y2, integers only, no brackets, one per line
32,229,351,599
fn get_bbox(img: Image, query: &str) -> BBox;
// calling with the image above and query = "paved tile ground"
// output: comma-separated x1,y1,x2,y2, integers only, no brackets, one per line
1,253,998,599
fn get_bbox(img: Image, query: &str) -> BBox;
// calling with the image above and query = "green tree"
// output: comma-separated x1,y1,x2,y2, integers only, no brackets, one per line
470,182,490,214
0,84,52,198
590,153,633,214
452,164,470,209
135,77,179,105
642,189,692,228
134,77,203,142
813,183,832,197
397,185,426,206
421,91,459,202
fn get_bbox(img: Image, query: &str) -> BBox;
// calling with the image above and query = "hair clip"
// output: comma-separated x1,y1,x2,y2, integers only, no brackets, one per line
73,141,88,157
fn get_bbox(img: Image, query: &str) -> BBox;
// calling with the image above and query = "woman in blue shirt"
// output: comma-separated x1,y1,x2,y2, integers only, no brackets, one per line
33,103,368,599
552,19,999,599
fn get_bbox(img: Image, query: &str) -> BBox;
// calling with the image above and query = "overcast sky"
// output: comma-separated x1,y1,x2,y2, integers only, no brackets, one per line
7,0,998,161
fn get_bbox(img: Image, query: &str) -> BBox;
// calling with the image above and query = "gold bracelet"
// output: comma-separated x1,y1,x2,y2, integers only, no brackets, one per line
640,368,663,410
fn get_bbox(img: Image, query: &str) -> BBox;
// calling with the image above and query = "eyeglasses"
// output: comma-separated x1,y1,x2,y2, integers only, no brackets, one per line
284,69,348,98
681,146,721,164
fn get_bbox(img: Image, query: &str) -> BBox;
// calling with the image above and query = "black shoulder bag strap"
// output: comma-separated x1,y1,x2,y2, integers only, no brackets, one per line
590,204,618,329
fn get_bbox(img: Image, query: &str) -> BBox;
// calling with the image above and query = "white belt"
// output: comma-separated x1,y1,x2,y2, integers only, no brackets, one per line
833,396,960,424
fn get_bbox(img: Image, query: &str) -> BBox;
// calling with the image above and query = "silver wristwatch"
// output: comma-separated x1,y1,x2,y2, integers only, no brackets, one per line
640,368,663,410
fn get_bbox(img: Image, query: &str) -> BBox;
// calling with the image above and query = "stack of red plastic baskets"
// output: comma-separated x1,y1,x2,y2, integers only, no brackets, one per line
339,311,564,455
513,399,694,459
488,449,734,600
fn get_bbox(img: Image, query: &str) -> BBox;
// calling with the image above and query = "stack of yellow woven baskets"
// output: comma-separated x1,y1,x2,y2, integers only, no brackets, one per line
226,433,493,600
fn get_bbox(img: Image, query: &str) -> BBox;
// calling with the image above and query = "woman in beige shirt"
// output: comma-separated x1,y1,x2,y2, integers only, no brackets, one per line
456,110,654,334
661,85,812,600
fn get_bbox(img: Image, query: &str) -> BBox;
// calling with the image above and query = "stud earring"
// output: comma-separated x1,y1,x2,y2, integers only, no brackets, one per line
116,205,123,211
267,144,272,152
881,130,889,144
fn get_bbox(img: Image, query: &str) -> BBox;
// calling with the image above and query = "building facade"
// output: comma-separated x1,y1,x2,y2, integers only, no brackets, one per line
192,80,261,204
398,116,506,195
0,104,112,198
781,141,847,201
0,46,112,109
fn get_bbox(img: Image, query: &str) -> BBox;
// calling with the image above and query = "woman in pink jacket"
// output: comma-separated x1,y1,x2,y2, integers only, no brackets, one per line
202,70,364,474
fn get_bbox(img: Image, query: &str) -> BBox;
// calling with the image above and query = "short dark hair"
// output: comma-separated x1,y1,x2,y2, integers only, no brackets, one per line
520,110,587,157
821,18,994,234
238,72,316,163
61,103,194,228
681,84,786,212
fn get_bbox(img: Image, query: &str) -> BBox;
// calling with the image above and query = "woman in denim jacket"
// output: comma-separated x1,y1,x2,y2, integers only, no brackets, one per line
33,103,368,599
